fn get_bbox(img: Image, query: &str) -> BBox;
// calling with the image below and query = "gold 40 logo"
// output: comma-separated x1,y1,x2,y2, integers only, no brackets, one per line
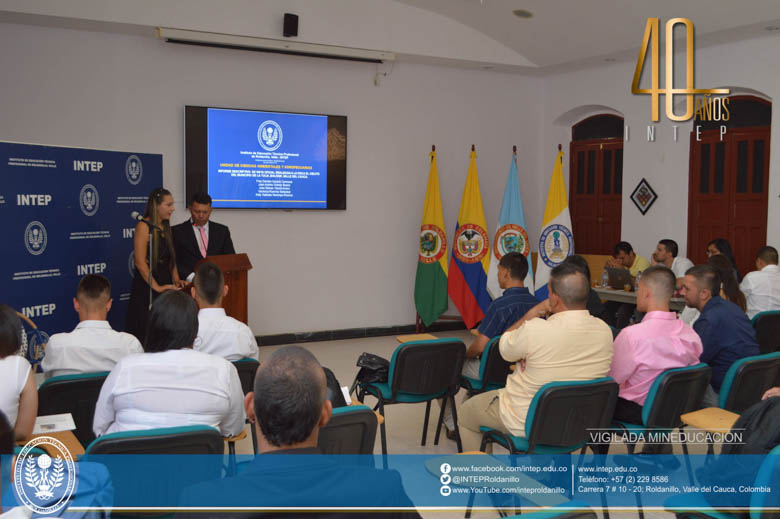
632,18,729,122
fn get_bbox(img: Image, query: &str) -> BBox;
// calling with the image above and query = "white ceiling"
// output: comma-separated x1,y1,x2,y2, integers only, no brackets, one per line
395,0,780,68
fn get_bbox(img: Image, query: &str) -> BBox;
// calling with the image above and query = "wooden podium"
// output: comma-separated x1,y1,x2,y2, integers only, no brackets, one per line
196,253,253,324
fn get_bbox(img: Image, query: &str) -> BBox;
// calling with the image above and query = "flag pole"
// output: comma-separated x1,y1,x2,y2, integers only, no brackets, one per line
558,143,563,163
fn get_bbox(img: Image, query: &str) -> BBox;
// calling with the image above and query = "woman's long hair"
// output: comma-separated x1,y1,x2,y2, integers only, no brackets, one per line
143,188,176,276
708,254,746,311
707,238,740,280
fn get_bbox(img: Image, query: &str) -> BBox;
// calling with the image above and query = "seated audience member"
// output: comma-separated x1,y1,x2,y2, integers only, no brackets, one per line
652,239,694,286
43,274,143,377
680,265,759,407
192,262,258,361
93,291,245,437
606,241,651,277
706,238,741,281
609,266,702,424
440,252,539,438
0,305,37,441
457,263,613,452
708,254,747,312
740,246,780,320
562,255,609,322
177,346,421,518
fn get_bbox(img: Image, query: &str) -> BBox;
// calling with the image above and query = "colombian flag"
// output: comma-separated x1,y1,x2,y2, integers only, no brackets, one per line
414,150,448,327
534,150,574,301
448,150,491,329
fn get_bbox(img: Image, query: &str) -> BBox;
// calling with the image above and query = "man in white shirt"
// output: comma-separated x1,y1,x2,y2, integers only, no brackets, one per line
740,246,780,319
652,239,695,286
192,262,258,361
42,275,142,377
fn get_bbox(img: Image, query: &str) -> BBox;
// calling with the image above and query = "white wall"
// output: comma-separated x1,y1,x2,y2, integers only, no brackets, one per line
0,21,544,334
541,33,779,262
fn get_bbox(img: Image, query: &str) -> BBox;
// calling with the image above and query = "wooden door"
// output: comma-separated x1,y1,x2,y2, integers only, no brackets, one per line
570,140,624,254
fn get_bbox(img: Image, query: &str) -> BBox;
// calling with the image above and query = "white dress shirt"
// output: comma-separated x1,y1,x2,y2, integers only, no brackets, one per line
0,355,31,427
186,220,210,282
740,264,780,319
196,308,258,361
671,256,695,279
93,349,245,437
42,320,143,378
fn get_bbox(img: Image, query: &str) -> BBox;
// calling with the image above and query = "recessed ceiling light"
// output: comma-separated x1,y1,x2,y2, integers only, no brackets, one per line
513,9,533,19
765,26,780,31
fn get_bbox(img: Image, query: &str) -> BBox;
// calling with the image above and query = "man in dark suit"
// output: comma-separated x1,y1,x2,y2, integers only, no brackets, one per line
172,192,235,282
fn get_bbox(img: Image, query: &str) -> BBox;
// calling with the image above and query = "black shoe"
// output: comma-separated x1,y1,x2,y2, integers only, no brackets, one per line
445,427,457,441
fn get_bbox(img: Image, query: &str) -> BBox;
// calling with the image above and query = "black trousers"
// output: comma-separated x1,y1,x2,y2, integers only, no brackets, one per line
613,397,643,425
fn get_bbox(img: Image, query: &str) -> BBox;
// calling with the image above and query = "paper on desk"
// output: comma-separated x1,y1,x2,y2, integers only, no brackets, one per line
341,386,352,405
33,413,76,434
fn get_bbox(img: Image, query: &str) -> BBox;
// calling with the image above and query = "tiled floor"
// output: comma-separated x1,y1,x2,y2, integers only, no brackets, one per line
233,331,718,519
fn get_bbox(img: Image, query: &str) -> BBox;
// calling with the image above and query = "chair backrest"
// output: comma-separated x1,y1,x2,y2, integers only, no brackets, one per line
752,311,780,355
38,371,109,446
719,352,780,413
525,378,618,450
232,357,260,395
479,337,513,391
85,425,224,454
389,339,465,397
642,363,711,428
318,405,378,454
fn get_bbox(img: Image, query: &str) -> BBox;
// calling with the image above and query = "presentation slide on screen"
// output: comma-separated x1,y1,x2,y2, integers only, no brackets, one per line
207,108,328,209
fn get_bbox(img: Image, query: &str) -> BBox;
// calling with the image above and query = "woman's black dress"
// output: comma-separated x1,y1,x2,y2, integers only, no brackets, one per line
125,232,174,341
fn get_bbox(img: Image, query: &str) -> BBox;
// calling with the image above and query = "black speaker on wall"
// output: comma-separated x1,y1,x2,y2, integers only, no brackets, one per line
283,13,299,37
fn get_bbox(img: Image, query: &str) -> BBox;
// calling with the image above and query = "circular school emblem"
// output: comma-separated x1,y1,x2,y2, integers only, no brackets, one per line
539,224,573,268
14,436,77,515
454,224,488,263
257,120,283,151
24,221,48,256
493,224,529,260
79,184,99,216
419,224,446,264
125,155,143,185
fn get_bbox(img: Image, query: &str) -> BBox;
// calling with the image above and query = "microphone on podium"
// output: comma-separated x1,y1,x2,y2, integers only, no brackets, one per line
131,211,162,230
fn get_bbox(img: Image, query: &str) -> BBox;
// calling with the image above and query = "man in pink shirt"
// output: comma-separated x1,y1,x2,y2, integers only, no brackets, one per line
609,265,703,425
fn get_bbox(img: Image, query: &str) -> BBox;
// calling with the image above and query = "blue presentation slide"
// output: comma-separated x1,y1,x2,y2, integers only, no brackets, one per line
207,108,328,208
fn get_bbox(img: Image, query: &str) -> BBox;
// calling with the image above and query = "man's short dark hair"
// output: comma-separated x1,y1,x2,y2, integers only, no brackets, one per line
0,305,22,358
498,252,529,281
757,246,779,265
549,262,589,308
639,265,676,300
253,346,326,448
194,262,224,305
614,241,634,256
659,239,679,257
191,192,212,206
77,274,111,301
685,264,721,296
143,291,199,353
562,255,591,284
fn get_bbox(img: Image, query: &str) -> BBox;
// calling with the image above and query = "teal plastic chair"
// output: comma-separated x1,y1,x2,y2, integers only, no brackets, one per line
751,310,780,355
232,357,260,454
716,352,780,413
318,404,378,454
38,371,109,447
85,425,224,454
480,377,619,455
357,338,466,454
460,336,512,396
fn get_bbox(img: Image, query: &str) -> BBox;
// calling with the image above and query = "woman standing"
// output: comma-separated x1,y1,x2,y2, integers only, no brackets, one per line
125,188,184,341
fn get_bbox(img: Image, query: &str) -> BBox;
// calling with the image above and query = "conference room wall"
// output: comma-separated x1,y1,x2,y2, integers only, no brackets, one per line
541,33,779,263
0,21,545,335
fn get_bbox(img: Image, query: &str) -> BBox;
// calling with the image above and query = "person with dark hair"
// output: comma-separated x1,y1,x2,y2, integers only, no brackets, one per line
439,252,539,439
706,238,741,281
192,262,258,361
740,245,780,319
43,275,142,377
562,255,609,322
708,254,747,312
609,266,702,427
94,291,244,436
652,239,694,286
457,263,613,452
126,188,185,341
607,241,651,277
177,346,421,518
172,192,235,283
681,265,759,407
0,305,37,441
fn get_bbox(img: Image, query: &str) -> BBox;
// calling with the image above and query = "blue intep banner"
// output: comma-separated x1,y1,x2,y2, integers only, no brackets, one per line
0,141,162,347
207,108,328,209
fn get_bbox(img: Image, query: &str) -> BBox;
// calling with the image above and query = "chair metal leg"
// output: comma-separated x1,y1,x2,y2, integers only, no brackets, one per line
635,488,644,519
682,439,694,484
377,398,388,455
422,400,431,446
434,397,447,445
480,433,490,453
250,424,258,455
464,490,475,518
450,394,463,453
